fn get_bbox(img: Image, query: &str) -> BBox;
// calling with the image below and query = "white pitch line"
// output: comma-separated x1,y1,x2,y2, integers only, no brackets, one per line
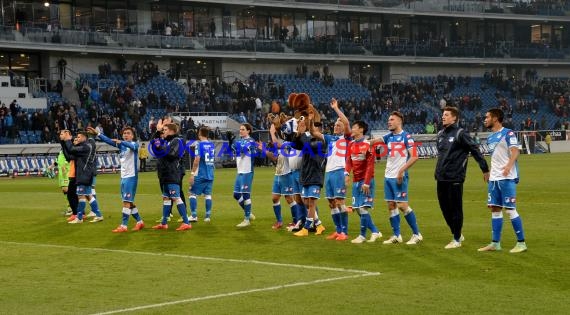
0,241,378,275
90,273,380,315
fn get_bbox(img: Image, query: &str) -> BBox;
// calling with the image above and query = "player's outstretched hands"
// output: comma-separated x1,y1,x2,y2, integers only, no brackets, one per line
330,98,338,110
86,127,98,135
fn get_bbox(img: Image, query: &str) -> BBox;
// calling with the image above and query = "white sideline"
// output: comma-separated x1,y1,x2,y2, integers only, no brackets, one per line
91,273,379,315
1,241,380,314
0,241,378,275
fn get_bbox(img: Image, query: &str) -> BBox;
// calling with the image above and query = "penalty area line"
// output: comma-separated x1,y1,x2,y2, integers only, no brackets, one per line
90,273,380,315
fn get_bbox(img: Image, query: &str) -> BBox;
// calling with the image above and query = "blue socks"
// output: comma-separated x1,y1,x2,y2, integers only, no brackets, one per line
404,208,420,235
205,197,212,218
340,210,349,234
131,207,142,222
77,200,86,220
189,196,198,217
273,202,282,223
162,201,171,225
299,203,307,222
359,213,369,236
89,198,102,217
290,202,298,223
304,218,314,230
176,200,189,224
491,212,504,242
389,209,401,236
331,208,342,233
365,213,379,234
244,199,252,219
507,209,525,242
121,207,130,226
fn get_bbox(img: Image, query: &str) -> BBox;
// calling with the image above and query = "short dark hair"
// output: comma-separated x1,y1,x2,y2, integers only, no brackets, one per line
241,123,253,134
391,111,404,124
77,131,88,137
443,106,460,119
198,127,210,138
352,120,368,135
487,108,504,123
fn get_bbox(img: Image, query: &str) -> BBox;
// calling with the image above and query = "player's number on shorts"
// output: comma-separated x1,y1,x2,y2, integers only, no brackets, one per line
488,193,491,203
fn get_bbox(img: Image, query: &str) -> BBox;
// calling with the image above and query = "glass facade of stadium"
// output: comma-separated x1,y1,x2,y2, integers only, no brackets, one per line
0,0,569,59
0,0,569,84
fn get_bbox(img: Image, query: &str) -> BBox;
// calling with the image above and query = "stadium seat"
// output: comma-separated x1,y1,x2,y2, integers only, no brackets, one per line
110,154,120,170
0,159,9,176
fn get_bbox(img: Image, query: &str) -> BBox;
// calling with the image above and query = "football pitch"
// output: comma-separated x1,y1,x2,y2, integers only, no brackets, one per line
0,153,569,314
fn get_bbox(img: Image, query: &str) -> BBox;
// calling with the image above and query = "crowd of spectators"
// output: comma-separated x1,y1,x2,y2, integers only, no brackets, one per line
3,63,570,145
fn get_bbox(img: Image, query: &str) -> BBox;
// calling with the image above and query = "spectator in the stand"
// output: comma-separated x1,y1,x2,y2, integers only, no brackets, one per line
147,90,158,107
55,80,63,95
209,19,216,38
160,92,169,108
280,26,288,42
238,112,247,124
278,84,285,99
180,117,188,133
273,24,280,40
58,58,67,80
165,24,172,36
10,100,20,117
0,112,4,138
4,113,15,143
41,126,53,143
293,25,299,40
312,67,320,80
255,97,262,112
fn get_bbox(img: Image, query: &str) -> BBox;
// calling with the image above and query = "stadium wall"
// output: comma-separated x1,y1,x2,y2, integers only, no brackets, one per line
47,55,172,77
220,61,350,79
387,64,570,80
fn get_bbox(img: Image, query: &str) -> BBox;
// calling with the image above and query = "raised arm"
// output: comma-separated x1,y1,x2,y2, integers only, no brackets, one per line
330,98,350,135
309,118,324,141
93,130,118,148
269,124,284,148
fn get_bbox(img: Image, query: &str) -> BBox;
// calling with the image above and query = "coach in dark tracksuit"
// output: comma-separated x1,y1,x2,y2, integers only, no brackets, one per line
61,131,102,222
151,122,191,230
435,107,489,249
59,130,78,217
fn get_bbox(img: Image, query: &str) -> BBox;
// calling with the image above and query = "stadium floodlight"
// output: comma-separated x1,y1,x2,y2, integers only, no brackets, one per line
44,1,50,7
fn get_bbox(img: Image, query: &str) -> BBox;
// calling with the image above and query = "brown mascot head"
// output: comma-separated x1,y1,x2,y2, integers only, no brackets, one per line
287,92,321,123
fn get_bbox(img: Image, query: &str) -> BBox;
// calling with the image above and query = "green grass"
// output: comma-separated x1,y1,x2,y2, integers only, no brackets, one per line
0,153,569,314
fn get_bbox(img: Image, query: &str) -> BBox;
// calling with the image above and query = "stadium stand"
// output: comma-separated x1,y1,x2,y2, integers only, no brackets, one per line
1,0,569,148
